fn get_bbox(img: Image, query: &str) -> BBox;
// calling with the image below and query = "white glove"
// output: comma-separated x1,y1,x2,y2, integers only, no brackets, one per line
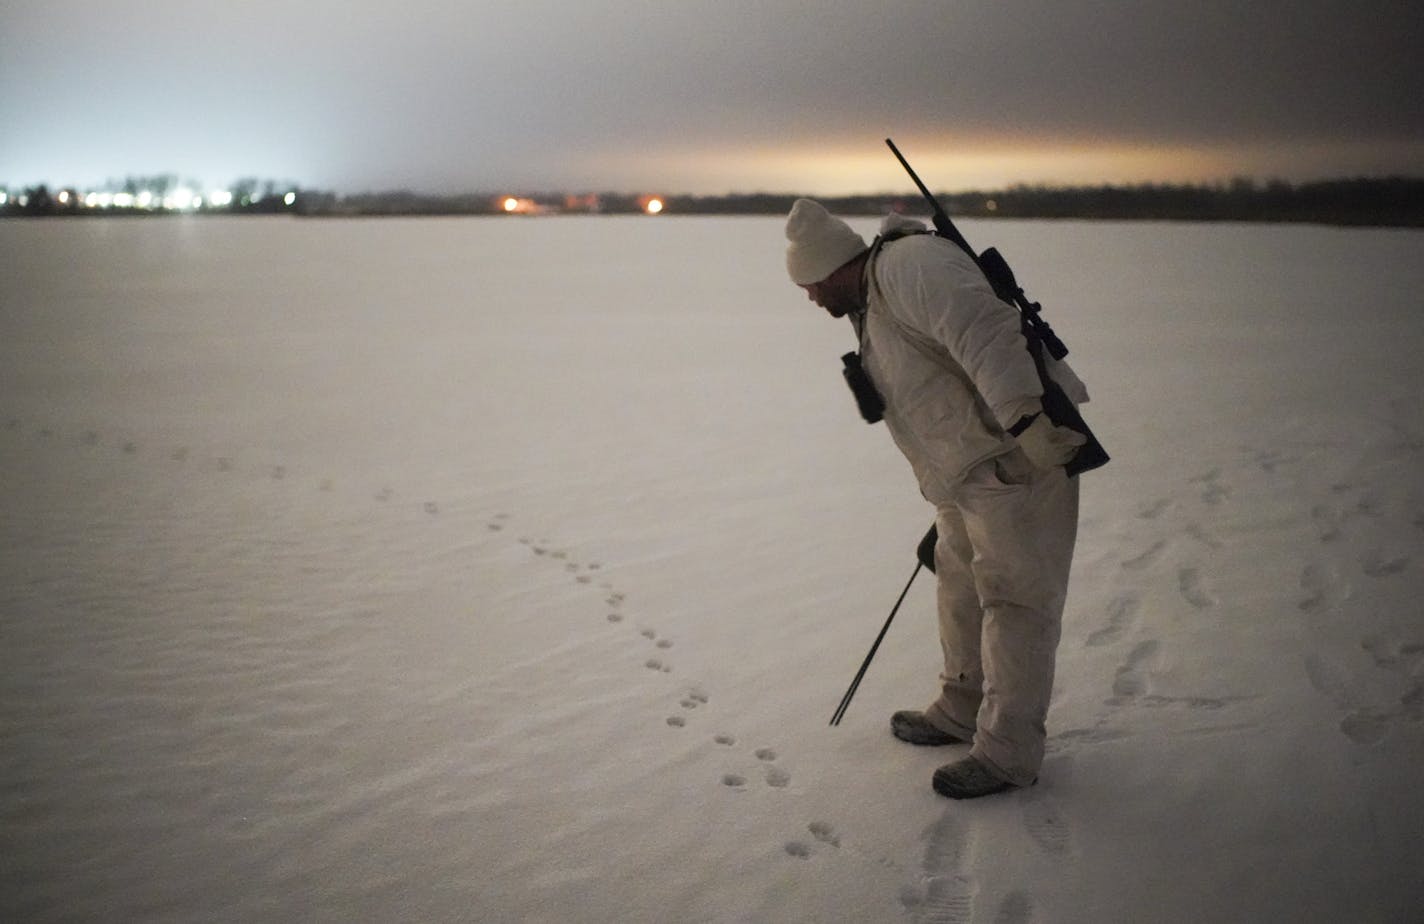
1015,414,1086,470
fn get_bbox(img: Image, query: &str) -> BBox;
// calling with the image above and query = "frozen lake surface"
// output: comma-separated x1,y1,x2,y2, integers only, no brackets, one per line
3,215,1423,922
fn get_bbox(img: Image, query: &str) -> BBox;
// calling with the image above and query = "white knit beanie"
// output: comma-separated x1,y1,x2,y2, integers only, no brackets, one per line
785,198,867,285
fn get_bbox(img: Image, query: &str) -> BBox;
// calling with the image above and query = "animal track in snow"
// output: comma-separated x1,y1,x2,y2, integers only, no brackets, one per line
765,766,792,788
1184,522,1222,550
1137,498,1172,520
1191,468,1231,506
1177,568,1215,609
1085,595,1139,648
808,821,840,847
783,822,841,861
1120,540,1166,571
1361,552,1408,578
1298,563,1332,613
1110,640,1161,701
1304,653,1394,746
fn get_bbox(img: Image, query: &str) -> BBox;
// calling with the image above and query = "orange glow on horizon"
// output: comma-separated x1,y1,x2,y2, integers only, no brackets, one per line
584,135,1424,196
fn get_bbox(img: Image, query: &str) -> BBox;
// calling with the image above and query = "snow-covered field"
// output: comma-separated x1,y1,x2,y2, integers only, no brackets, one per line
2,214,1422,923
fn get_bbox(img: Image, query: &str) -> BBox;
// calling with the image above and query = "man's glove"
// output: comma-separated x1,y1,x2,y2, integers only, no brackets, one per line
1014,414,1087,470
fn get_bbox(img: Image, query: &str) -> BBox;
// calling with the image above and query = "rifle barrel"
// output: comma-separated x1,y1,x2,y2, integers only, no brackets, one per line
886,138,939,208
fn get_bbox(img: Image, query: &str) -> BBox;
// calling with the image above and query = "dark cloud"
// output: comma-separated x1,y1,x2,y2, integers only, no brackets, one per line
3,0,1420,191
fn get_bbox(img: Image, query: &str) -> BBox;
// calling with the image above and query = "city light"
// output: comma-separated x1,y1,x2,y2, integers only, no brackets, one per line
162,188,196,210
0,180,306,214
500,196,544,215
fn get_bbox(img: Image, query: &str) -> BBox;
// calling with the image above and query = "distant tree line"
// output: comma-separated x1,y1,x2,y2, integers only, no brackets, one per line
662,178,1424,227
6,177,1422,226
1,175,305,215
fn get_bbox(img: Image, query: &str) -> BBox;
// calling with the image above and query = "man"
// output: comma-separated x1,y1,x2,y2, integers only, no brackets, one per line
785,198,1087,799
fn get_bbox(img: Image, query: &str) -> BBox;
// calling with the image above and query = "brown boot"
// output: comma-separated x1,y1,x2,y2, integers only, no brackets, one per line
891,710,968,746
932,756,1028,799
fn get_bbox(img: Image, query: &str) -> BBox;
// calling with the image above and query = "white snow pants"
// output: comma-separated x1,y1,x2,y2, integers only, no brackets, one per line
924,451,1079,786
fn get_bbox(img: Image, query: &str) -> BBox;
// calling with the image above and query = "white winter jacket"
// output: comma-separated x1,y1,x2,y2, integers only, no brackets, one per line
858,214,1089,505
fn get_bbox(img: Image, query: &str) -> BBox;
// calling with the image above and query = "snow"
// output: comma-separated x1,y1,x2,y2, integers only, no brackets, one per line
2,214,1422,923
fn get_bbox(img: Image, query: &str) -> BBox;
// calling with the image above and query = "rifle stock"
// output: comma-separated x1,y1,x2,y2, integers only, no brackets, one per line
885,138,1108,477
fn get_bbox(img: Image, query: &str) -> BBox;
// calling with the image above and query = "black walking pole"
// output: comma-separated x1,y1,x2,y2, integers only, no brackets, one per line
829,560,924,726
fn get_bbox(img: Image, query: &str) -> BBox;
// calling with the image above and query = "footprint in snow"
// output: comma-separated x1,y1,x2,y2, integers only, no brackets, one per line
1177,567,1215,609
993,891,1035,924
903,813,977,921
1022,795,1072,856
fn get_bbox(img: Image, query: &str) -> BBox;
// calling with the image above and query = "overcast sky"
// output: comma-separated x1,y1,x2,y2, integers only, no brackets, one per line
3,0,1421,194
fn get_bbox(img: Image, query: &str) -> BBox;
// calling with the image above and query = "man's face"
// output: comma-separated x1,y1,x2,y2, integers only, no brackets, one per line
800,274,858,319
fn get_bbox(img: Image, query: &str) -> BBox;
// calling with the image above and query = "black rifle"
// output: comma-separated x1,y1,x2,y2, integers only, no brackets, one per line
886,138,1109,477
